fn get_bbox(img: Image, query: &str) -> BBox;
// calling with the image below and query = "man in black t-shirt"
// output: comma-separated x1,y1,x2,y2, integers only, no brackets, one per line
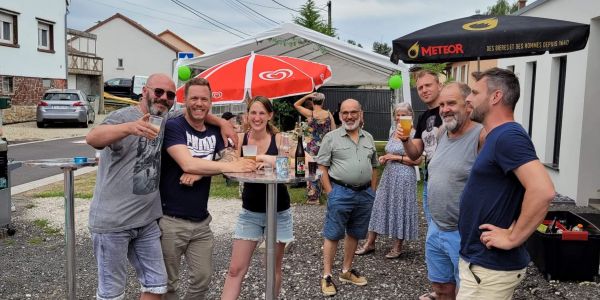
396,70,443,227
159,78,255,299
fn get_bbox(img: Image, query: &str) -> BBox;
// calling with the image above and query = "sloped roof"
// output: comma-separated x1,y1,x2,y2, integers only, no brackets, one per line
181,23,411,102
158,29,204,56
86,13,180,52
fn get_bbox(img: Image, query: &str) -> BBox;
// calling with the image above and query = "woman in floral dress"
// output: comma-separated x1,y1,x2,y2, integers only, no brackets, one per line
294,92,336,204
355,102,421,258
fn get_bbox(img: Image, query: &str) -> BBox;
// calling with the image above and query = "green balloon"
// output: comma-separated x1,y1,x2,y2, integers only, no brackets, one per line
388,74,402,89
178,66,192,81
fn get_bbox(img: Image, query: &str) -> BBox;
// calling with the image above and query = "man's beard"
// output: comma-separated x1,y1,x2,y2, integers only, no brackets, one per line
470,104,487,123
444,116,458,132
443,113,465,132
342,120,359,131
146,96,169,117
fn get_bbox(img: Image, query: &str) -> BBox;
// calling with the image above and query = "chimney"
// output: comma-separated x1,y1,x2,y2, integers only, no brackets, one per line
518,0,527,9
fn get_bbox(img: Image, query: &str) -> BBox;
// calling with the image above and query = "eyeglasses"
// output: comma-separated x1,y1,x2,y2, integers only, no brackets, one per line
341,110,361,117
147,86,176,101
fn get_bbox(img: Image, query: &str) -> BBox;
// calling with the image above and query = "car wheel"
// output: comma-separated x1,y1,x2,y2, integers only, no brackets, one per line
80,116,89,128
36,121,45,128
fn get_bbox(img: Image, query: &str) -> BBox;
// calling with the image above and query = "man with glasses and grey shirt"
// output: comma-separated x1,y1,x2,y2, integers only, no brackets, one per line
86,73,237,300
316,99,378,296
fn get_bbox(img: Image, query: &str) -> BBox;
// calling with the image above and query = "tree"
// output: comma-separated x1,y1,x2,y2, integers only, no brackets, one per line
372,41,392,56
485,0,519,16
410,63,450,87
293,0,335,36
347,39,363,48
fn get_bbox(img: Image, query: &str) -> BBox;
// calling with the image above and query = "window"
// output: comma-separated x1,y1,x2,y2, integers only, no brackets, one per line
0,9,18,46
37,18,54,52
42,78,52,88
552,56,567,167
524,62,536,136
117,58,124,68
1,76,14,94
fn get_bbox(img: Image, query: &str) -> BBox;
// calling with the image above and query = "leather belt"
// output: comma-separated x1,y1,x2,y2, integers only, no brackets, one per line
329,177,370,192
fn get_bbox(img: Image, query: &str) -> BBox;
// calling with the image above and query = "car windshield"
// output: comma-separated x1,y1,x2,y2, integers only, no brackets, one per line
44,93,80,101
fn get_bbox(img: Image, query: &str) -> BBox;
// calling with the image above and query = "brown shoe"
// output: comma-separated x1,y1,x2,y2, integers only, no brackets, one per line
321,275,337,296
385,249,402,259
339,269,367,286
354,244,375,255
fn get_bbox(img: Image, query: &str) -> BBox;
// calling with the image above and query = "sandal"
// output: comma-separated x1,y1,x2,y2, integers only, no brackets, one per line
354,244,375,255
385,249,402,259
418,292,437,300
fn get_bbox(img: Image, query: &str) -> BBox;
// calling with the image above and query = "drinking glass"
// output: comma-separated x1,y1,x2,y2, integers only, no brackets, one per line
398,116,412,138
280,133,291,156
242,145,257,161
263,163,274,175
149,115,163,132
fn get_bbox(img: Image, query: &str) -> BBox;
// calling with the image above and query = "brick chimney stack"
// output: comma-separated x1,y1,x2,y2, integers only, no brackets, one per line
518,0,527,9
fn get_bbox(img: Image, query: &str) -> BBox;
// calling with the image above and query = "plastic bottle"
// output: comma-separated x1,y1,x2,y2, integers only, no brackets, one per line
546,217,557,234
572,224,584,232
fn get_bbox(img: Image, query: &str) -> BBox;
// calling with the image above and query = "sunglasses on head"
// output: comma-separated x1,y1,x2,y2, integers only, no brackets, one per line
147,86,176,101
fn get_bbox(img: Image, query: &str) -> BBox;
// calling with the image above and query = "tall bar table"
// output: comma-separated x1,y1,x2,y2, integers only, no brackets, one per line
224,171,319,300
22,158,97,300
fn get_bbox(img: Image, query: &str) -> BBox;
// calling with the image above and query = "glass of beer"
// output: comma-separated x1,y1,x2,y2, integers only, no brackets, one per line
242,145,257,161
398,116,412,137
149,115,163,132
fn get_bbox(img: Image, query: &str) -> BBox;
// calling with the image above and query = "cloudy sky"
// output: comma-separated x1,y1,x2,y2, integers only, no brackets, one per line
67,0,501,54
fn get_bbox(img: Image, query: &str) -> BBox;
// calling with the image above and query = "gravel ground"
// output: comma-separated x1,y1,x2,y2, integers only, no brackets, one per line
2,195,600,299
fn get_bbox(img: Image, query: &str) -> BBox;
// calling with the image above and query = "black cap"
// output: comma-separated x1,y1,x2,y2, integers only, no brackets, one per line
221,112,235,120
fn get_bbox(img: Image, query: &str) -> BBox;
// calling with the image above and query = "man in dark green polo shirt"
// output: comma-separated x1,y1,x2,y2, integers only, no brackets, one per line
316,99,378,296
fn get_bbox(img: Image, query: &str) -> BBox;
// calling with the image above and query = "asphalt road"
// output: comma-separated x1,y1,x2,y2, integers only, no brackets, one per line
8,137,96,186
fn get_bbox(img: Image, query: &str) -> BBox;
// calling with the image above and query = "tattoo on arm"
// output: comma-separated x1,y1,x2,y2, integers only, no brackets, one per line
218,147,238,162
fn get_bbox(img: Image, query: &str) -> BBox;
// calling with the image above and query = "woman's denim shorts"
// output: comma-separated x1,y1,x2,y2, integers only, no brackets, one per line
233,208,294,244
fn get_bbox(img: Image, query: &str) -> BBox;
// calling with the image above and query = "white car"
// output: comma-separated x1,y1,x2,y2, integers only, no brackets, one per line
36,89,96,128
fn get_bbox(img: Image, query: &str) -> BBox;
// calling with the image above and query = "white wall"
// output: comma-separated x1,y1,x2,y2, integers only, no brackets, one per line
89,17,176,80
499,0,600,205
0,0,67,79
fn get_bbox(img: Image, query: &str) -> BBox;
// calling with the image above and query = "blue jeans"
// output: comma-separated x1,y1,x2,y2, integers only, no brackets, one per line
425,221,461,285
92,221,167,300
323,183,375,241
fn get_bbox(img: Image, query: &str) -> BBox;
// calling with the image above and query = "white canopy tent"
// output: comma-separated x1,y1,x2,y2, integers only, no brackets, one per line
177,23,411,104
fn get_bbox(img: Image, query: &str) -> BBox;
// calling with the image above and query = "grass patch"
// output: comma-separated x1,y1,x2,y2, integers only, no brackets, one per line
28,237,43,245
211,175,313,205
33,218,61,235
3,239,15,246
209,175,242,199
375,141,387,157
24,172,96,199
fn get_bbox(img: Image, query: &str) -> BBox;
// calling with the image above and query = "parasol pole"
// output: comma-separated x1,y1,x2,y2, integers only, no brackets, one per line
477,57,481,72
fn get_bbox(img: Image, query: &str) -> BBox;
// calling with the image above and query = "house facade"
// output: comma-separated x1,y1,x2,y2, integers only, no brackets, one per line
499,0,600,206
0,0,68,123
86,13,180,82
158,30,204,58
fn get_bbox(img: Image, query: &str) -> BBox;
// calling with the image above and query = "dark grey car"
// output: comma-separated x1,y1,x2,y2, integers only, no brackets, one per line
36,89,96,128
